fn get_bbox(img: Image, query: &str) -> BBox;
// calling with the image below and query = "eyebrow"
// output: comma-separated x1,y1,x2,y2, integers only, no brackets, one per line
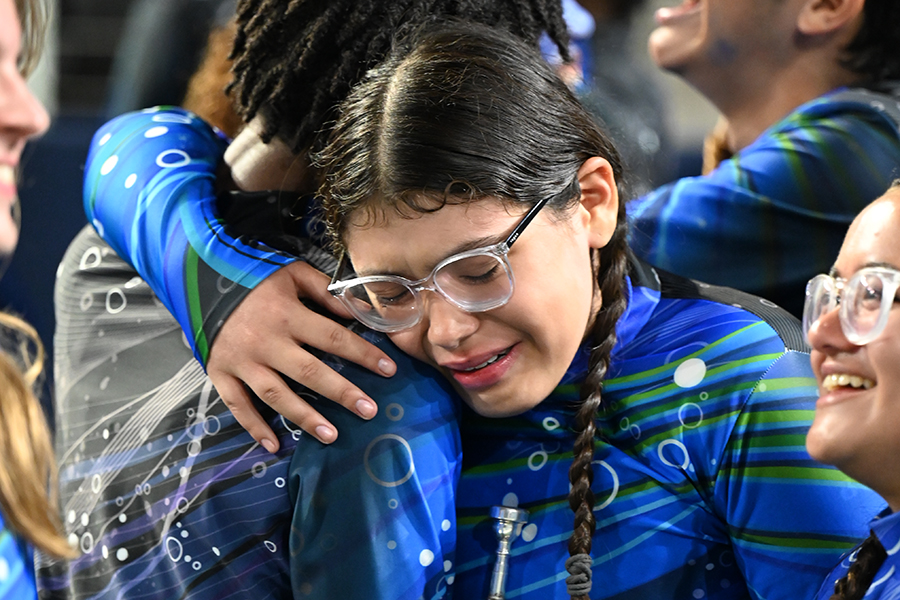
353,232,507,278
830,261,900,278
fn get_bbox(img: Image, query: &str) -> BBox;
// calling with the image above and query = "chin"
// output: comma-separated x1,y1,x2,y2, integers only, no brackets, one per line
459,388,541,419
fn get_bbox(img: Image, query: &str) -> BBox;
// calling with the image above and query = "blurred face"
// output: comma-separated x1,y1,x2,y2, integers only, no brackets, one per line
806,188,900,510
647,0,799,92
0,0,49,254
343,197,605,417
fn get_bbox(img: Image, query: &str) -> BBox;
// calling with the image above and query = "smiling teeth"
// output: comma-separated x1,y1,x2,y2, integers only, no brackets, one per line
462,350,509,372
0,165,14,186
822,373,874,392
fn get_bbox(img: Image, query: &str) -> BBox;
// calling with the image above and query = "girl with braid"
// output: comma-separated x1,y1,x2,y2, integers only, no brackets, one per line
805,181,900,600
313,21,884,599
48,2,571,600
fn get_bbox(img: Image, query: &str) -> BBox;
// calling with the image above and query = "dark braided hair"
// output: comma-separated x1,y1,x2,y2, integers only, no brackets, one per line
317,21,629,597
830,533,888,600
842,0,900,86
227,0,570,154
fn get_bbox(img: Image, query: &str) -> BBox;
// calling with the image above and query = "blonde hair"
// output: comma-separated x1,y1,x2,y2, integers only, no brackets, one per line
0,313,73,557
14,0,46,77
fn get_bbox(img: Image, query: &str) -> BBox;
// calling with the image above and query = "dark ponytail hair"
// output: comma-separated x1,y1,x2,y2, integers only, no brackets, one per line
317,21,630,597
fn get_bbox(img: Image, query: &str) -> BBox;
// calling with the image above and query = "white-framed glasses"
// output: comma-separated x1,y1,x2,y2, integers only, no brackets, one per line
328,194,553,333
802,266,900,345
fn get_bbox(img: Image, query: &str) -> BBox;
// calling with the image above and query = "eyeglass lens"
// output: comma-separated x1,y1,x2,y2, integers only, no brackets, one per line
803,270,895,345
345,252,513,331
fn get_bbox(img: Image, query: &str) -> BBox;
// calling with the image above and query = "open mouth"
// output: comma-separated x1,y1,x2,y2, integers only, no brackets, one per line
821,373,875,393
0,165,16,198
656,0,702,23
460,348,512,372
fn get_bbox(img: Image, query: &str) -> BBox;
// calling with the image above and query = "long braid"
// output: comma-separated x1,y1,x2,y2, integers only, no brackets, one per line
565,211,630,599
227,0,570,153
830,533,888,600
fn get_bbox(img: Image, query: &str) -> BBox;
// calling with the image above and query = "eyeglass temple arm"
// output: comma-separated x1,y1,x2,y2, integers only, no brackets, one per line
328,251,348,295
504,194,554,248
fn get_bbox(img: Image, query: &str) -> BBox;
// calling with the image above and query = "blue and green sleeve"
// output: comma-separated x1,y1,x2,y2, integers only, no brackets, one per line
83,107,298,365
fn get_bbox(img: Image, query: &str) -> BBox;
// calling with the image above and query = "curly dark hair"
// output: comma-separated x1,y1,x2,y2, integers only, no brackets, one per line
843,0,900,85
227,0,571,154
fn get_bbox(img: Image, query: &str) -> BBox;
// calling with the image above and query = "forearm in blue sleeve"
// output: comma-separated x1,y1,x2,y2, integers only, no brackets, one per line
83,107,298,364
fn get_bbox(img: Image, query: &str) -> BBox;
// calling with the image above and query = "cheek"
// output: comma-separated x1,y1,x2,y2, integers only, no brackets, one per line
387,330,429,364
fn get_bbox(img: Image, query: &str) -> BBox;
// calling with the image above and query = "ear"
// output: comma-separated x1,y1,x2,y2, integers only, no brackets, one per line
577,156,619,249
797,0,864,36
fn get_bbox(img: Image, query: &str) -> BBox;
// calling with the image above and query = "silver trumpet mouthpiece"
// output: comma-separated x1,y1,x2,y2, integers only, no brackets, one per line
487,505,529,600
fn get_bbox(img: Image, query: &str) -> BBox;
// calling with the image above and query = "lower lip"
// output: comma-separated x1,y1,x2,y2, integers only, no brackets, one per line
816,385,872,408
449,345,518,390
655,0,701,25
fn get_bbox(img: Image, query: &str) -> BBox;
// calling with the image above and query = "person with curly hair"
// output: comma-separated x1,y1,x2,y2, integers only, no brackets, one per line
43,2,570,599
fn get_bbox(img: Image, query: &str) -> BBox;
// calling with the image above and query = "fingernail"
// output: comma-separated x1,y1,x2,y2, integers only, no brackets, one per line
260,438,277,454
316,426,336,443
378,358,396,376
356,399,377,419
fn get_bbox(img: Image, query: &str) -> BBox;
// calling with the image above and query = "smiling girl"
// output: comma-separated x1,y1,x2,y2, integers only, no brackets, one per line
805,182,900,600
315,21,884,599
0,0,74,597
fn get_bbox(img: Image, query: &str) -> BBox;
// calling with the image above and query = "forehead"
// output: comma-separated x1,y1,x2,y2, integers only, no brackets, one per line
836,190,900,274
342,199,525,271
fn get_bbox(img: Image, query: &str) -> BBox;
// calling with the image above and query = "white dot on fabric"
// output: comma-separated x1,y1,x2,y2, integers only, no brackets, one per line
0,558,9,581
441,519,451,532
98,132,112,146
100,155,118,175
674,358,707,388
125,173,137,188
155,149,191,168
387,540,397,550
119,514,127,523
117,548,129,562
81,513,89,527
67,510,76,524
68,533,79,548
212,547,220,556
757,383,767,393
693,590,705,599
521,523,538,543
444,560,452,573
102,545,108,559
502,493,519,507
419,549,435,567
144,126,168,138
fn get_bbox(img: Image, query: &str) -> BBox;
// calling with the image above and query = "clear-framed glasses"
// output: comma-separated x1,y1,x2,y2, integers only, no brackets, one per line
802,266,900,346
328,194,553,333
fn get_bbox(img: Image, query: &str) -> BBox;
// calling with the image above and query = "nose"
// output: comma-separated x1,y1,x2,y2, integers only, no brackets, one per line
0,68,50,156
806,306,856,354
423,293,480,350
